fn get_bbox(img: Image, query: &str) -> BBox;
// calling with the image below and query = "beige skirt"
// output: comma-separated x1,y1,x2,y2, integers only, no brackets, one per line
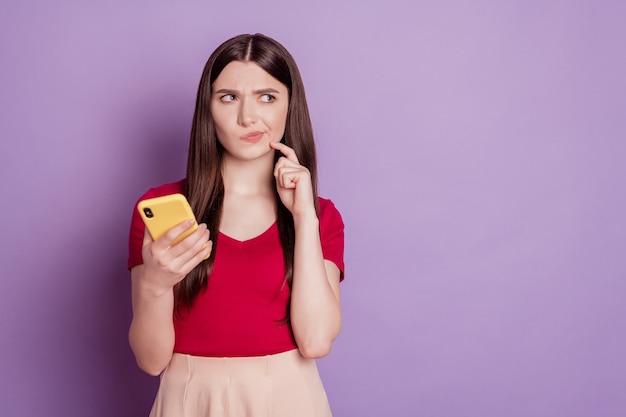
149,349,332,417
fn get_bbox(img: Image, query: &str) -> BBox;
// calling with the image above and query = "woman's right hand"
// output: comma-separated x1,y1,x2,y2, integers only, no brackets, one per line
139,220,213,296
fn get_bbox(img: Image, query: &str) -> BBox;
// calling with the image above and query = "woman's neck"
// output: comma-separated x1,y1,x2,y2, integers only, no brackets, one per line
221,152,275,197
219,151,278,240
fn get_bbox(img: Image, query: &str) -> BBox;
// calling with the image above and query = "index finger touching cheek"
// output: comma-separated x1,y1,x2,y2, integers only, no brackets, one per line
270,141,299,164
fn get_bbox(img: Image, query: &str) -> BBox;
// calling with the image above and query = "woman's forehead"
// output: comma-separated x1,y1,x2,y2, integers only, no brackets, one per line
212,61,287,92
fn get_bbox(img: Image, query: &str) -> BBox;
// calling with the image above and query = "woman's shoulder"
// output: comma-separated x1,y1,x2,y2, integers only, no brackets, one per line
137,179,186,201
317,196,337,211
317,196,344,226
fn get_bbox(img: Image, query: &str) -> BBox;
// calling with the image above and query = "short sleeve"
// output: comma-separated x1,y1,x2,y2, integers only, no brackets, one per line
127,191,152,270
127,180,186,270
318,197,345,281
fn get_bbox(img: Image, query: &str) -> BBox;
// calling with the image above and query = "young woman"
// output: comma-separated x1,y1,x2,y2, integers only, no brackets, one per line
127,33,345,417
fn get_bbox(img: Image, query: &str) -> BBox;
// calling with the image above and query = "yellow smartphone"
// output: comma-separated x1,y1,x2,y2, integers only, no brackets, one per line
137,193,200,247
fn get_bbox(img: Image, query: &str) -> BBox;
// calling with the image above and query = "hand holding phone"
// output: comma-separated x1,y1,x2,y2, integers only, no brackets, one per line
137,193,210,259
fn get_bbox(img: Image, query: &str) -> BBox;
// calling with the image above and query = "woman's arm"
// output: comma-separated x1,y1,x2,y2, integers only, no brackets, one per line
128,265,176,376
290,214,342,359
128,221,212,375
270,141,342,358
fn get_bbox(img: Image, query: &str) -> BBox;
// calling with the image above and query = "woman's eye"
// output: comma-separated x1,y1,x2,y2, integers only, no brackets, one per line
260,94,275,103
220,94,236,102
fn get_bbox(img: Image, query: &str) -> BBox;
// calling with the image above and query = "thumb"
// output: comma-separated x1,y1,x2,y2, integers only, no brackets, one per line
142,227,154,246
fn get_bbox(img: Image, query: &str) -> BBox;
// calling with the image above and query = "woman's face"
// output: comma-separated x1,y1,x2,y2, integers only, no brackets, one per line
211,61,289,161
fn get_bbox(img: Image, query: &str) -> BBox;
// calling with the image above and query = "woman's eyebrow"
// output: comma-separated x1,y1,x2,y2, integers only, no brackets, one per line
253,88,281,95
214,88,237,95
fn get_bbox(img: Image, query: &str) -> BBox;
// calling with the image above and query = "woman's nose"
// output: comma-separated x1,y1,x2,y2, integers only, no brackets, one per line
237,98,257,127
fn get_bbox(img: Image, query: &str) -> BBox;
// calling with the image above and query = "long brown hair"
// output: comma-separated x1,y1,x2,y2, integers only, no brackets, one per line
177,33,318,311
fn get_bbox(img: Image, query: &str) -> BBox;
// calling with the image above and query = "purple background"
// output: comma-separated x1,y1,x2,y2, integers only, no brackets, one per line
1,1,625,416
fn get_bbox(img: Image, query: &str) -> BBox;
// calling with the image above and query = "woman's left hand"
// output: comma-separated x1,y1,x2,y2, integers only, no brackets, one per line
270,142,316,218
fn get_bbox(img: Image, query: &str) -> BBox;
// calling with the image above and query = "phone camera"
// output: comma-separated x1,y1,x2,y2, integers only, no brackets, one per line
143,208,154,218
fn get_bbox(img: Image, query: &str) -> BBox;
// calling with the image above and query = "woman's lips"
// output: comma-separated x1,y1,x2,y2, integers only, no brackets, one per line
240,132,264,143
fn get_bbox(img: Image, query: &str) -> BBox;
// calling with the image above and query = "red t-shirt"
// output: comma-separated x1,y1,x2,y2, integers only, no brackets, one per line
127,179,345,357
